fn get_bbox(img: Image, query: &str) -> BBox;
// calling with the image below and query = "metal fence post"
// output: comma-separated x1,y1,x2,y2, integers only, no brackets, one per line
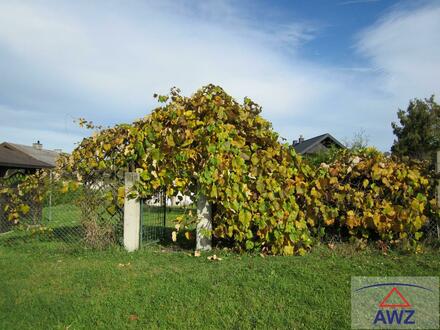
436,150,440,239
196,194,212,251
123,172,141,252
48,170,52,222
436,151,440,206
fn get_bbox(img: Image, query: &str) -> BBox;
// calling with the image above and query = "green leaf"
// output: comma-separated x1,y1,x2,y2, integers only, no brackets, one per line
245,240,254,250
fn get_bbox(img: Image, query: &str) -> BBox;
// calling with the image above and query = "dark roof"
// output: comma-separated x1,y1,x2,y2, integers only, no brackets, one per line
0,142,60,169
293,133,344,154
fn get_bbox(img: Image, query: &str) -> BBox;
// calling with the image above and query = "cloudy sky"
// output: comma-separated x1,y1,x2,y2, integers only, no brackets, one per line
0,0,439,152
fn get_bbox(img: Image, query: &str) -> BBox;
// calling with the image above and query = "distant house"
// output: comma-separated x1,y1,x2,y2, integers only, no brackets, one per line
0,141,61,178
292,133,344,155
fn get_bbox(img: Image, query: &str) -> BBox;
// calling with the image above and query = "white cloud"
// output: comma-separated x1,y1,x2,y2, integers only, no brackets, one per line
357,1,440,99
0,0,439,152
339,0,381,5
0,0,328,151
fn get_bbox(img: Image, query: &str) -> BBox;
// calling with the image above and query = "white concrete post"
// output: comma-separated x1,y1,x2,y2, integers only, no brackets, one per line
196,194,212,251
124,172,141,252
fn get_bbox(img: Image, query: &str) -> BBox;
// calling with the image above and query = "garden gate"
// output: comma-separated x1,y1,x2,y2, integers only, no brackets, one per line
139,189,195,246
140,189,167,243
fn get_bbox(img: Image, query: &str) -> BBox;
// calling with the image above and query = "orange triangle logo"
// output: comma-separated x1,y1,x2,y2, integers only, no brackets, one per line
379,287,411,308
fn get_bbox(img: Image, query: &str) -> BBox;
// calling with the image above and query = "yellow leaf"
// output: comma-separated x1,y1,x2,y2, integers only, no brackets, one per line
295,220,306,229
8,212,18,221
103,143,111,151
20,204,30,214
329,177,338,185
166,135,175,147
346,210,359,229
211,184,218,198
283,245,294,256
118,186,125,199
151,179,161,190
60,182,69,193
207,254,222,261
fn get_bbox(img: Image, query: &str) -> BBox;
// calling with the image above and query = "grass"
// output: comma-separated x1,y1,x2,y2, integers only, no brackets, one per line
0,238,439,329
0,204,439,329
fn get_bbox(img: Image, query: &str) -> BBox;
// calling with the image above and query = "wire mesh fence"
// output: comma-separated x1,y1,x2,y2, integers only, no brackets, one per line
0,172,123,250
141,190,166,243
424,216,440,243
0,172,46,236
1,167,439,251
141,190,195,245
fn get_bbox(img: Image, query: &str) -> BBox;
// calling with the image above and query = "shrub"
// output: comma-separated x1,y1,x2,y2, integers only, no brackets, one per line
5,85,432,254
126,85,315,255
64,85,438,254
0,170,49,225
311,148,438,249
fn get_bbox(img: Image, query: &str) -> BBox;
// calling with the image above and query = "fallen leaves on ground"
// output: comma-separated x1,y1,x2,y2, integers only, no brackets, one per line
207,254,222,261
117,262,131,268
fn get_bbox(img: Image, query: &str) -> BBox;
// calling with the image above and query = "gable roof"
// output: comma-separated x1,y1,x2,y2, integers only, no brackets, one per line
0,142,60,169
293,133,344,154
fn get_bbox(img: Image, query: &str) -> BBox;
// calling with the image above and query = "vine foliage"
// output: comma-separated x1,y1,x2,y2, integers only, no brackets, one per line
1,85,438,253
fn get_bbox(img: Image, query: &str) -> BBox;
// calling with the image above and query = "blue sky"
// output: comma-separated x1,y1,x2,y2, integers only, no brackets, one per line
0,0,439,151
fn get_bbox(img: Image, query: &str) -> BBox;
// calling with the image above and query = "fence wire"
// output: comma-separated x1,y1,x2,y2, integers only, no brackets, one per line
0,170,439,250
0,172,123,250
141,190,195,245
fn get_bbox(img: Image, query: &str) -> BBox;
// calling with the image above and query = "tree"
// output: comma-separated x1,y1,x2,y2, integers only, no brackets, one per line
344,129,369,150
391,96,440,160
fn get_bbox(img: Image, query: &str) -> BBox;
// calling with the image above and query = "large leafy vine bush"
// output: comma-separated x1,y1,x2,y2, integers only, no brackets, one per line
1,85,437,253
312,148,438,249
67,85,316,254
131,86,319,255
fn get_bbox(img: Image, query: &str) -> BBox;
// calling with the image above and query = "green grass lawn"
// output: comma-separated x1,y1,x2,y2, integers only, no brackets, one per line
1,203,439,329
0,237,439,329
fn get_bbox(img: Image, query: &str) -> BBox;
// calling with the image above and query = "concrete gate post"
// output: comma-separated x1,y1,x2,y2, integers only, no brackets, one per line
196,194,212,251
124,172,141,252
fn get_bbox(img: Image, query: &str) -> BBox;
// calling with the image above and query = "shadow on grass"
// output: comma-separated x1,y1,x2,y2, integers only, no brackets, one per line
0,225,84,247
51,225,84,242
1,224,197,252
141,225,196,250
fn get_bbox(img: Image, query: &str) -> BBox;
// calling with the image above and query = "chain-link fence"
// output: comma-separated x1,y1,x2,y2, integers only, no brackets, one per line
427,150,440,243
1,166,439,251
0,172,123,250
0,172,42,234
424,218,440,243
141,190,195,246
0,170,196,250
